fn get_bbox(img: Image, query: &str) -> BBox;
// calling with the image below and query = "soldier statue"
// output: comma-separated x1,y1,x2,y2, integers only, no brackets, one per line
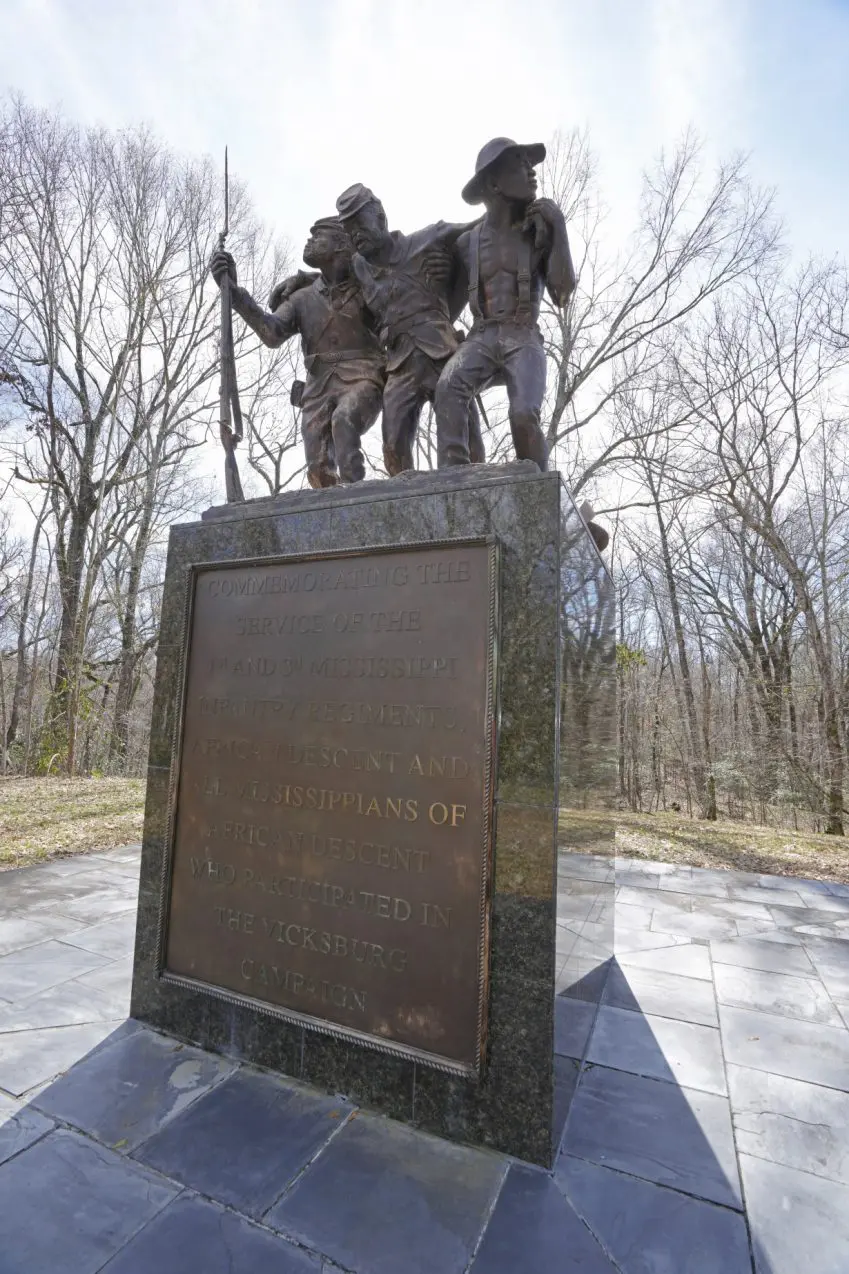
334,184,486,475
434,138,576,471
210,217,385,489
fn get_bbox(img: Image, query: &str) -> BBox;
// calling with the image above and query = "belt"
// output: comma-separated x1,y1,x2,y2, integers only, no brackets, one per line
304,350,382,370
470,314,535,331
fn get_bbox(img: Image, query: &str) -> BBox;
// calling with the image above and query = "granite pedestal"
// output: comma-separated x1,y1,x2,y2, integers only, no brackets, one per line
131,462,613,1167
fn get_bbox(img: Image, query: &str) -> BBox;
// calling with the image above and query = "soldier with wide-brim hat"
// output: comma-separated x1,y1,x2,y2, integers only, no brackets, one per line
461,138,546,205
434,136,575,471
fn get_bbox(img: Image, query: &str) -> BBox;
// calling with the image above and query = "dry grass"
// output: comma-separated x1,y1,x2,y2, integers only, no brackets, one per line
0,777,145,871
561,806,849,885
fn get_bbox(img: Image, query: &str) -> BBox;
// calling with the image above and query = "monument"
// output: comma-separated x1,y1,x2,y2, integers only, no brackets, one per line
131,137,615,1169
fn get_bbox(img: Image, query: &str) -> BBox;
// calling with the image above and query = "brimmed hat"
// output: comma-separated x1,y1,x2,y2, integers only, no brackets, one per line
336,183,380,221
461,137,546,205
309,215,348,236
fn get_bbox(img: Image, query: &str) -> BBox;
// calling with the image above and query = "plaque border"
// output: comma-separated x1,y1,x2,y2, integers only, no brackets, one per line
153,537,500,1078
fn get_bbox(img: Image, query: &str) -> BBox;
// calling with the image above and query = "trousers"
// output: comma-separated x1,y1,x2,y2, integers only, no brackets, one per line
434,322,548,470
301,375,383,488
382,348,485,476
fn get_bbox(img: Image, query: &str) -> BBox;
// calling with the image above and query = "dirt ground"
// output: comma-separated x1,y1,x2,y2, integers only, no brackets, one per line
560,806,849,885
0,777,145,870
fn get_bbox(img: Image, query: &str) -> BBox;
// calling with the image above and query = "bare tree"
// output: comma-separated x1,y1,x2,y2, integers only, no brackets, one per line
0,97,288,772
536,129,778,500
673,260,849,831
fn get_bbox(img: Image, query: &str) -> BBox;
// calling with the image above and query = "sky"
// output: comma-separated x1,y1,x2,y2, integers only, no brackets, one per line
3,0,849,264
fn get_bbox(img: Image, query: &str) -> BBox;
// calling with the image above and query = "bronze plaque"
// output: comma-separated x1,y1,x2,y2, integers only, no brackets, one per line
159,540,498,1075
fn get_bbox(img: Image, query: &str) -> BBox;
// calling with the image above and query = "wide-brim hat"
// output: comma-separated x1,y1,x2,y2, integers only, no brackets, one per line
461,137,546,205
336,183,379,222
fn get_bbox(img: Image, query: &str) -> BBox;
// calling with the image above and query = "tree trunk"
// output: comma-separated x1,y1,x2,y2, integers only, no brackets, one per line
49,486,95,775
5,493,49,755
649,482,710,816
108,525,149,767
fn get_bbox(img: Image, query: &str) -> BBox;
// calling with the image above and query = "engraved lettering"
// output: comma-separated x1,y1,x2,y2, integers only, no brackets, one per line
166,544,494,1067
191,858,237,884
306,700,458,730
427,802,467,827
368,609,421,632
421,903,452,929
236,784,419,821
192,738,262,760
199,696,298,719
408,754,471,779
310,657,457,680
239,960,367,1013
416,559,471,584
213,906,254,932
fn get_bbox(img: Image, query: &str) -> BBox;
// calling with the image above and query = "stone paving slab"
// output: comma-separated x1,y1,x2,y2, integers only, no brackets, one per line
0,1088,53,1166
714,962,843,1026
0,1020,123,1097
100,1192,323,1273
470,1162,614,1272
719,1003,849,1091
617,940,713,979
0,976,129,1033
134,1067,354,1219
61,913,138,960
557,1154,753,1274
710,937,816,977
0,939,111,1001
587,1004,728,1094
740,1153,849,1274
562,1063,742,1208
33,1026,235,1150
0,1128,179,1273
265,1113,506,1274
728,1063,849,1185
0,912,86,957
554,997,597,1060
603,960,719,1024
2,845,849,1270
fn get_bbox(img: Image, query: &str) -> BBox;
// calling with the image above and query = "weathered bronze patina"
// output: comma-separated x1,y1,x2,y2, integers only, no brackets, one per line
159,540,498,1075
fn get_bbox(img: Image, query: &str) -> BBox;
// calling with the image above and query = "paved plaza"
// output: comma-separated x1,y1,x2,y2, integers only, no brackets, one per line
1,844,849,1271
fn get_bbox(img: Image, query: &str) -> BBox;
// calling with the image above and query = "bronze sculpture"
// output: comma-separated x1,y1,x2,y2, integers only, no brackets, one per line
210,217,385,488
334,184,485,475
434,138,576,471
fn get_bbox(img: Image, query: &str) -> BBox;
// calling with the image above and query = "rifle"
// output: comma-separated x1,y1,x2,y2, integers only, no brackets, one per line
218,146,244,502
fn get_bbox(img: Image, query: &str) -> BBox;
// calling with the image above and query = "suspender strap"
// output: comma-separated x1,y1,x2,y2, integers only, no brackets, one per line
516,236,532,321
468,224,482,320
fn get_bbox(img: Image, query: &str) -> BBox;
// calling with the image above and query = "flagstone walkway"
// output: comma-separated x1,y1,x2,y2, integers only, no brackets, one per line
1,845,848,1272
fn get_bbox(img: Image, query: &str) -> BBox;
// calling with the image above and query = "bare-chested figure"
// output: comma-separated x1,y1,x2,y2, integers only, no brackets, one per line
434,138,576,470
210,217,384,488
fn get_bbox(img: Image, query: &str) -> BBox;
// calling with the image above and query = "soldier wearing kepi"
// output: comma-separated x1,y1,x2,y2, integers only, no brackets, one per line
335,183,485,475
434,138,576,471
209,217,384,488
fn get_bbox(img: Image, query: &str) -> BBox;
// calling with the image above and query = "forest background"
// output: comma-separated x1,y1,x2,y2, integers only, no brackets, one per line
1,82,849,844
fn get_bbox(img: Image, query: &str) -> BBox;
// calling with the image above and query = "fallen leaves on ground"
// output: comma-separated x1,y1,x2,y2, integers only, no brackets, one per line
560,807,849,884
0,776,145,870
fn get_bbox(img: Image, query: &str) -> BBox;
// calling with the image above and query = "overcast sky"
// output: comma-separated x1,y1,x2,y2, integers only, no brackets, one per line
3,0,849,264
